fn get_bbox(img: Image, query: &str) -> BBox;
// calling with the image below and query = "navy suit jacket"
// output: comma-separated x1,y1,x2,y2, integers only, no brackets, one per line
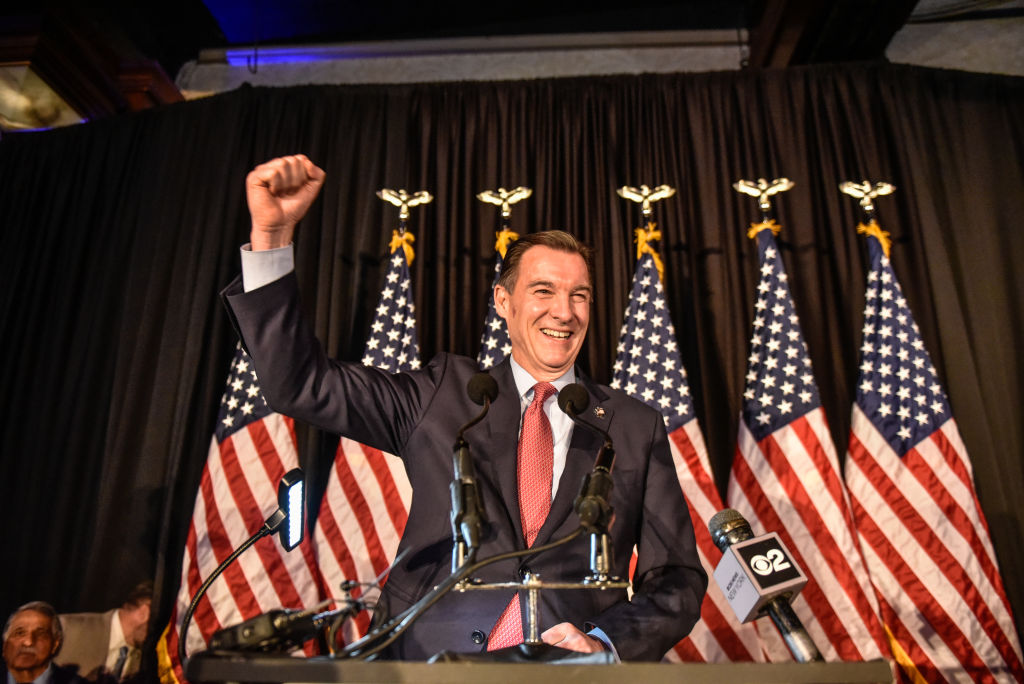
223,272,706,661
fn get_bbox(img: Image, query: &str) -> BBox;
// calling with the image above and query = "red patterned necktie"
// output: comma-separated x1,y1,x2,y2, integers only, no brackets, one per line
487,381,557,650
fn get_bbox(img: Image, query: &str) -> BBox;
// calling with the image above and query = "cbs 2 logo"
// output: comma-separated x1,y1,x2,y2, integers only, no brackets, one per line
749,549,791,576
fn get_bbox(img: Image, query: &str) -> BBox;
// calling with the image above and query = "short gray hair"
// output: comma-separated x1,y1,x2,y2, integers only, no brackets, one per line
3,601,63,653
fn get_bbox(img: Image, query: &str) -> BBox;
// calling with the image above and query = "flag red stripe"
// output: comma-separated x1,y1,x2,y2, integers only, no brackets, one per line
786,417,888,652
362,444,408,533
910,435,1012,619
847,485,944,680
247,418,286,486
848,433,1022,678
848,480,991,676
238,421,309,601
672,635,703,662
219,435,303,610
758,428,878,655
200,454,261,622
733,439,854,659
869,439,1017,665
315,501,362,589
788,415,860,541
691,584,758,660
182,513,223,656
332,445,392,578
928,427,975,500
669,427,720,505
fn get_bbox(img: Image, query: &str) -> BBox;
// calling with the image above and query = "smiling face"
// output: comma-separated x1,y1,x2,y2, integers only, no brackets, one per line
494,244,592,381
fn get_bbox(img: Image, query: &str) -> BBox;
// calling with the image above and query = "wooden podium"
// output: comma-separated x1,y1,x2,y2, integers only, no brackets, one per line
186,651,894,683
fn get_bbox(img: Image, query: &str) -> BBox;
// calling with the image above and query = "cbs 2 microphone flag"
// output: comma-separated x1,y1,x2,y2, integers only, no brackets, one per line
157,344,322,684
312,232,417,641
610,232,763,663
844,226,1023,682
727,224,889,662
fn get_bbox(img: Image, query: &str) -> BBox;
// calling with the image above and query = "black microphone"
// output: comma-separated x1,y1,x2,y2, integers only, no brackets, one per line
557,384,614,531
466,372,499,409
208,603,359,652
450,373,497,560
708,509,823,663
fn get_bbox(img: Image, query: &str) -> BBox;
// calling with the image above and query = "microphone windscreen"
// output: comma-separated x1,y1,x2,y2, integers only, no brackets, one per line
467,372,499,405
557,383,589,417
708,508,754,551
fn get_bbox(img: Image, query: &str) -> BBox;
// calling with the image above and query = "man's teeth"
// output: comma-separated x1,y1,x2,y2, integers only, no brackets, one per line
542,329,570,339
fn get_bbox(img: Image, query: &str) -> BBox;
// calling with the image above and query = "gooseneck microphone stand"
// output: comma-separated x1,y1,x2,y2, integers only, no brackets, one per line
178,509,287,668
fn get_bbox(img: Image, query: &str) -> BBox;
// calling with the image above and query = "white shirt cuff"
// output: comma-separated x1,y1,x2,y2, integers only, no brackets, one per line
587,626,621,662
240,243,294,292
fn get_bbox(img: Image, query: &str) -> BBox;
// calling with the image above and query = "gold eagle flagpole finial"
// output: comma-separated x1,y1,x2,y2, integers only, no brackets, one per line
477,187,531,258
840,179,896,258
616,184,676,220
377,188,434,224
617,183,675,284
477,186,532,222
378,187,432,265
733,177,794,238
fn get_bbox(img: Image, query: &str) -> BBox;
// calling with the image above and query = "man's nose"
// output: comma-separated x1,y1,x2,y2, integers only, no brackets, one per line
550,293,572,320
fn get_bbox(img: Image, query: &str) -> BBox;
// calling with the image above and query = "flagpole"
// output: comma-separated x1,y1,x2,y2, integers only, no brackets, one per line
475,185,527,370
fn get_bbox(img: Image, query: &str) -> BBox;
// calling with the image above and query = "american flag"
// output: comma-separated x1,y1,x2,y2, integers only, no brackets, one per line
844,227,1024,682
477,229,517,370
727,226,889,662
157,344,322,683
609,240,764,663
312,233,417,642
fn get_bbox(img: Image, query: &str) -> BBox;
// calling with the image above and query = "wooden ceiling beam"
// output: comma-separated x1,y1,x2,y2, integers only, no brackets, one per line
0,10,181,122
747,0,919,68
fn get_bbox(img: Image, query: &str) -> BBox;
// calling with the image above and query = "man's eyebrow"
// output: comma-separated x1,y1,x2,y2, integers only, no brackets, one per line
524,279,592,293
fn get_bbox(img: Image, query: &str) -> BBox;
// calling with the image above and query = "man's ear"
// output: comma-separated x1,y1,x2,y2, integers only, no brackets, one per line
494,285,510,319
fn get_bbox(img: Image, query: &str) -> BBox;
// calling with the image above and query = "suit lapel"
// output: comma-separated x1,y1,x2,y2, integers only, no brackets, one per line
479,359,525,543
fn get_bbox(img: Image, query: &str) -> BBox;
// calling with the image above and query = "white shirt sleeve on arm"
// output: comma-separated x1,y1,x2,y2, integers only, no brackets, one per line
240,243,295,292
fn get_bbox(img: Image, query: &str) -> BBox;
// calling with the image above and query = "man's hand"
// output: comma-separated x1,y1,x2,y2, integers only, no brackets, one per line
246,154,326,250
540,622,607,653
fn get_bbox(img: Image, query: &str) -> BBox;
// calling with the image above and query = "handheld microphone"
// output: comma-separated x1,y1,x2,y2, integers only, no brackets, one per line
450,373,497,561
557,384,614,532
708,509,822,663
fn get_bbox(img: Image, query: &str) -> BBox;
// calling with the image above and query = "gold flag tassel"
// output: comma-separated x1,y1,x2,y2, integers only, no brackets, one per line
495,228,520,259
389,229,416,266
857,219,892,259
747,219,782,240
634,222,666,285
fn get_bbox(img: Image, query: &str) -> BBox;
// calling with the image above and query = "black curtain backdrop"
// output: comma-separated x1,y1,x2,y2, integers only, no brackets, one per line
2,62,1022,664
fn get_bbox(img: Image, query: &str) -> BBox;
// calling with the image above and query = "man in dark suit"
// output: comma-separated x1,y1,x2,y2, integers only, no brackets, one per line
223,155,706,661
3,602,84,684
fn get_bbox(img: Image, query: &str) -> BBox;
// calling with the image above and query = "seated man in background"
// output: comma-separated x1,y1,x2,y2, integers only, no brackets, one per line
3,602,83,684
55,583,151,682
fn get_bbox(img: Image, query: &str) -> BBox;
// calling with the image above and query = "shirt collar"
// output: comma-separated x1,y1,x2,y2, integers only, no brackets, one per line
109,608,127,653
509,356,575,401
